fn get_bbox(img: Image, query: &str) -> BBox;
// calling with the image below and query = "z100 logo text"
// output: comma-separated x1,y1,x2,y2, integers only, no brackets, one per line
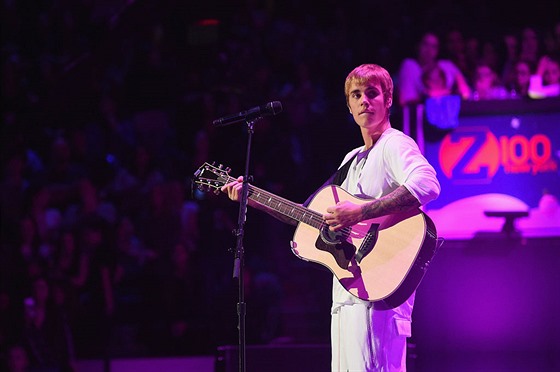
438,127,558,182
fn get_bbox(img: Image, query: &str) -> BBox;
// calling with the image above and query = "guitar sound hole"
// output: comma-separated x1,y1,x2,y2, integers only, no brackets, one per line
320,225,349,245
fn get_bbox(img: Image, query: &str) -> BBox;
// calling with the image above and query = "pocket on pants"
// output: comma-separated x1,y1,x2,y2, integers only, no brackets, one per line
394,318,412,337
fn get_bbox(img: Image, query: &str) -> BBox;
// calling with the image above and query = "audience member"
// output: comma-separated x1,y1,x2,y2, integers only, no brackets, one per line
4,344,30,372
134,181,183,258
72,215,117,358
111,215,156,343
0,289,24,364
550,21,560,54
397,32,471,106
151,242,204,354
505,59,534,98
421,64,462,134
470,63,509,100
479,40,502,75
443,29,469,78
501,32,520,84
528,54,560,98
422,64,452,98
49,230,82,328
20,276,76,371
0,152,30,245
107,143,164,219
518,26,542,66
464,36,482,80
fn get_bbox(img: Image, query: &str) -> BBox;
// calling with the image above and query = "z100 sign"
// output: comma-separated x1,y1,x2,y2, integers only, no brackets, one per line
424,113,560,210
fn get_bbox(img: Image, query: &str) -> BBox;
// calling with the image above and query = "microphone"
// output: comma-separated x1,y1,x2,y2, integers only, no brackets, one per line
213,101,283,127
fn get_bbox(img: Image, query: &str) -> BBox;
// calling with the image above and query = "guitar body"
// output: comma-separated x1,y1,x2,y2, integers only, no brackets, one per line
290,185,437,308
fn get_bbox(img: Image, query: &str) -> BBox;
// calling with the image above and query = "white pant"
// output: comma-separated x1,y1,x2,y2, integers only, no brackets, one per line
331,294,414,372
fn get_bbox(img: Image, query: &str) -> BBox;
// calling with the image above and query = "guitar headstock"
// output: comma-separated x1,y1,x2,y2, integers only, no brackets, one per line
193,162,232,194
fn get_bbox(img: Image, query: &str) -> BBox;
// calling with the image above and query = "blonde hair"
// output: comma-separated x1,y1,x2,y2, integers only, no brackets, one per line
344,64,394,106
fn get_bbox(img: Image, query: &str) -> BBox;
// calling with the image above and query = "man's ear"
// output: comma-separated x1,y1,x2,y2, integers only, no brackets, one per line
386,98,393,108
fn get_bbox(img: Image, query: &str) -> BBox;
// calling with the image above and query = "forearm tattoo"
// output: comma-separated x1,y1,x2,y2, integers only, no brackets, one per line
361,185,421,219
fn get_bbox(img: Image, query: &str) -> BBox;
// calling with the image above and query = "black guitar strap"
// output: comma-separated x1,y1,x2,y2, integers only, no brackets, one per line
332,152,359,187
303,152,358,207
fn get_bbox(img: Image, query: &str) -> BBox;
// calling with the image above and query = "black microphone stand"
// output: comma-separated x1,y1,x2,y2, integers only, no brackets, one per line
232,116,260,372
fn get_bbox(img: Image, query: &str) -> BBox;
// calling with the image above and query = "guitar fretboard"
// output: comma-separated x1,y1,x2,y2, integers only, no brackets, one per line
226,176,324,229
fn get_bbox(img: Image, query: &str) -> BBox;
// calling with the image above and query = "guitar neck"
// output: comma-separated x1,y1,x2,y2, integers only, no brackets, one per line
226,176,323,229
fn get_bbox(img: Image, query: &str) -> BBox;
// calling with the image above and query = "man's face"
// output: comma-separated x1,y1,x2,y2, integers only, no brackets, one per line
347,81,390,130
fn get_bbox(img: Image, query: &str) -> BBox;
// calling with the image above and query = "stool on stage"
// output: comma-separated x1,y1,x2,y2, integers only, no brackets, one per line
484,210,529,235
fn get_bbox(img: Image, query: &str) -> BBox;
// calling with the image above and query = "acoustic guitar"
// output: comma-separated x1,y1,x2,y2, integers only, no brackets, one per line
194,162,438,308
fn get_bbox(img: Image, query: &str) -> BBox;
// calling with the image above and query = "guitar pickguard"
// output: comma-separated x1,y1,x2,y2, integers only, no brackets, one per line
315,225,356,269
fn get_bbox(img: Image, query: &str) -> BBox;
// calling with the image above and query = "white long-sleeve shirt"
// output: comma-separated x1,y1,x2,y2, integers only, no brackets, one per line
332,127,440,310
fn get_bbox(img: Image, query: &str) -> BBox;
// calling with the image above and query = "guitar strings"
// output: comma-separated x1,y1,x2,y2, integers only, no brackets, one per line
225,175,352,236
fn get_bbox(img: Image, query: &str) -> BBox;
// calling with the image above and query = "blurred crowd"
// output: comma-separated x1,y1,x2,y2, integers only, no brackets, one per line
395,24,560,135
1,1,559,371
397,25,560,105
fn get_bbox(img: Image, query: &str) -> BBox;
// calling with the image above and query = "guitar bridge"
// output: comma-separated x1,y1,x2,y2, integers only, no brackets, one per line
355,223,380,264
